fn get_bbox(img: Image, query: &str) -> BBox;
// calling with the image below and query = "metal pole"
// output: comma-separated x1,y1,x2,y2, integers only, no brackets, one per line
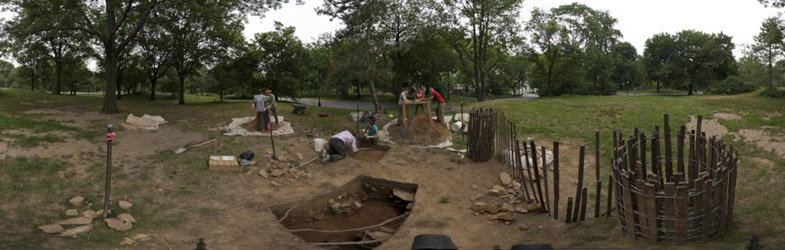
460,102,464,143
269,120,277,160
103,125,115,218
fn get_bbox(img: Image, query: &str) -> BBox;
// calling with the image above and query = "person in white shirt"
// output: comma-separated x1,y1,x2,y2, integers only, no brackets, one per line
398,88,411,125
321,130,358,163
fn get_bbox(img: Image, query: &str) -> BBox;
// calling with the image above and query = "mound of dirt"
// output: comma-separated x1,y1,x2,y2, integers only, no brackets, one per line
388,113,450,146
242,117,284,132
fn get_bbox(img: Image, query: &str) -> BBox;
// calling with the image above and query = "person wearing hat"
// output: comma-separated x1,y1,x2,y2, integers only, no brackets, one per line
265,89,279,124
252,89,270,131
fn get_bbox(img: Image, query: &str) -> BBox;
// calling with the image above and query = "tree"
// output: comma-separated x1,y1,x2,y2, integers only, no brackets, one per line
164,1,245,105
0,59,14,87
610,42,643,91
306,33,334,106
439,0,524,101
135,19,170,100
753,16,784,90
760,0,785,7
526,7,568,96
252,22,308,99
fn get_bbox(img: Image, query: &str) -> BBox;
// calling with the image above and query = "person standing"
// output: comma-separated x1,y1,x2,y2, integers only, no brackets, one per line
265,89,279,124
398,88,411,125
321,130,358,163
252,90,270,131
413,87,425,114
429,87,446,124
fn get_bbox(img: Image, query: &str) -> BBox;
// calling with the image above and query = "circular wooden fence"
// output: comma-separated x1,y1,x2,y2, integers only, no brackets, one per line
611,115,738,243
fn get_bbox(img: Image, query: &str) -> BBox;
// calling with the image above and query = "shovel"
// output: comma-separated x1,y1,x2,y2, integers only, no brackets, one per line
174,139,217,154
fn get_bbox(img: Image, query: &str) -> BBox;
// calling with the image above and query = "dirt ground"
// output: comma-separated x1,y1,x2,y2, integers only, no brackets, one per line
3,101,784,250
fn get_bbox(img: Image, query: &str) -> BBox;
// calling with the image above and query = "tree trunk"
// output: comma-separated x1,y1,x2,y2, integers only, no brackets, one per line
55,60,63,95
150,78,157,100
688,83,693,96
547,62,554,97
656,82,660,92
592,72,598,95
30,70,35,91
769,45,774,90
220,88,223,103
116,65,123,100
177,73,186,105
102,39,120,114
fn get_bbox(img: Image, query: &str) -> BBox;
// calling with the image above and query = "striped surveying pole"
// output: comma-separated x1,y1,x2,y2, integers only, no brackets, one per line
103,125,116,218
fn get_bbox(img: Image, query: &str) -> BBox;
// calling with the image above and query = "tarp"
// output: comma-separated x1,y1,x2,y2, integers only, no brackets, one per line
221,116,295,137
124,114,167,130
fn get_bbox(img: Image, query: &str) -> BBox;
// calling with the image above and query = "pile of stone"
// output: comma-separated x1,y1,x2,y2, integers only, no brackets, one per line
254,152,313,181
469,172,543,224
38,196,140,238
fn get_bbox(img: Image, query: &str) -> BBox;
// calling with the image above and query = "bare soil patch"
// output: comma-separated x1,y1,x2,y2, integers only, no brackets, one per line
686,115,728,138
351,144,390,163
387,113,449,146
713,112,742,121
736,129,785,158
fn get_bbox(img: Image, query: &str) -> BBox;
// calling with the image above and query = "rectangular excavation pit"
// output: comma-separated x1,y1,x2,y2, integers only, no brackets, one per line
271,175,417,249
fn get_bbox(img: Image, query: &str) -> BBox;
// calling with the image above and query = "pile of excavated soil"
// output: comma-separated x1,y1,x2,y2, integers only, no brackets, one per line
242,117,283,132
388,113,450,146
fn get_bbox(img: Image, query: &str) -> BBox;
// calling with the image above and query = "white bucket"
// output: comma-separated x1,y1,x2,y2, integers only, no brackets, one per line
313,138,328,152
454,113,470,122
451,121,463,132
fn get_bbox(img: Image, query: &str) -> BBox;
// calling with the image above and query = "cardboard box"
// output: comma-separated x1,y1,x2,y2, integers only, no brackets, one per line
208,155,240,171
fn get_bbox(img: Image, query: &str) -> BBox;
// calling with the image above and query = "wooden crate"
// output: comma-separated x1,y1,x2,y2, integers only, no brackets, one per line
208,155,240,171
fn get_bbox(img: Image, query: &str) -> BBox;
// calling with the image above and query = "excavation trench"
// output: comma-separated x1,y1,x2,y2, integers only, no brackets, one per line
271,176,417,249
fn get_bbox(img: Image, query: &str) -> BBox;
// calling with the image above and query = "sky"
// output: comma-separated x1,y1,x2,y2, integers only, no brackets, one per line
2,0,782,65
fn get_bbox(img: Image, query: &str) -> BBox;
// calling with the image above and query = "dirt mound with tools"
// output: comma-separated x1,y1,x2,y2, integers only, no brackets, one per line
388,113,450,146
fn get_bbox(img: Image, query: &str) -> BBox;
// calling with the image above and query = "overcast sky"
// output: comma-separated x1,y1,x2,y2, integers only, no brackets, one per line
2,0,782,65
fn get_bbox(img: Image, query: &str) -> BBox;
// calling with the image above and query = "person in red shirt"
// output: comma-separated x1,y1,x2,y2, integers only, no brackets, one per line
413,87,425,114
429,87,446,124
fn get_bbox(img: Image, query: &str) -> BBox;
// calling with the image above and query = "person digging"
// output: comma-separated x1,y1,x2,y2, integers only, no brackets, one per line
321,130,358,163
429,87,446,124
252,89,271,131
265,89,279,125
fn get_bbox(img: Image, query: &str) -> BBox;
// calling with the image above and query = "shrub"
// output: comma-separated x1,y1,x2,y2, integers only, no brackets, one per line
707,76,756,95
760,88,785,98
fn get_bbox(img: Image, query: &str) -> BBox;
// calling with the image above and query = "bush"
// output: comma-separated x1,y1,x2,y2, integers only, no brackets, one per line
760,88,785,98
707,76,756,95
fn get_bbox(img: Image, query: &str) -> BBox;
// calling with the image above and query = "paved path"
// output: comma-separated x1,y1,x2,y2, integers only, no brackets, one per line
288,94,539,110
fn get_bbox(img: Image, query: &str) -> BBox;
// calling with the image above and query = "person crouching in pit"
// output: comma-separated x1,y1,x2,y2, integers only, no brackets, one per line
363,119,379,144
321,130,358,163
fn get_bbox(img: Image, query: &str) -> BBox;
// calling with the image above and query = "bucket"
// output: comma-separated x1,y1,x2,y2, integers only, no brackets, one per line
451,121,463,132
313,138,328,152
453,113,470,122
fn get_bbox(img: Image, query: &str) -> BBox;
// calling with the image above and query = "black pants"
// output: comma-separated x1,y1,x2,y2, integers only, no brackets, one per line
327,138,347,162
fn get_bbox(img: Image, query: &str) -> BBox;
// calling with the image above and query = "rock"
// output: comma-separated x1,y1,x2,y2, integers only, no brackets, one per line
83,210,97,219
512,182,522,191
105,218,133,231
499,172,512,186
132,234,151,241
483,204,501,214
392,189,415,202
470,194,484,201
270,181,281,187
515,207,529,214
58,217,93,225
270,169,286,177
406,202,414,210
495,213,516,222
97,209,112,217
121,237,137,245
119,201,133,210
474,202,487,207
295,153,304,160
526,203,542,212
65,209,79,216
354,201,363,208
368,231,394,241
471,184,479,189
39,224,65,234
117,213,137,223
488,185,505,195
258,170,269,178
330,202,342,213
69,196,85,206
501,203,513,212
59,224,93,237
519,225,530,231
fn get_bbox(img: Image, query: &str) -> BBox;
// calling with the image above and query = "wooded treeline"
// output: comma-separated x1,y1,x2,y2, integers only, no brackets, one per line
0,0,782,113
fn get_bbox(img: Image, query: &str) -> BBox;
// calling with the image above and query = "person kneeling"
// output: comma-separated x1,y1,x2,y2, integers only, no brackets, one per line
321,130,358,163
363,119,379,144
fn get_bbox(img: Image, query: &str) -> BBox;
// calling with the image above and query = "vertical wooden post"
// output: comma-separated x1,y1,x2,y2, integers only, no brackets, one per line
677,126,686,180
516,140,531,201
653,126,662,186
580,187,588,221
565,197,573,223
573,146,585,222
664,114,673,182
621,172,636,239
688,131,696,187
643,180,658,243
523,141,537,199
640,132,647,176
542,146,550,214
553,141,560,220
674,185,688,244
594,131,601,218
530,140,545,211
606,175,613,218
